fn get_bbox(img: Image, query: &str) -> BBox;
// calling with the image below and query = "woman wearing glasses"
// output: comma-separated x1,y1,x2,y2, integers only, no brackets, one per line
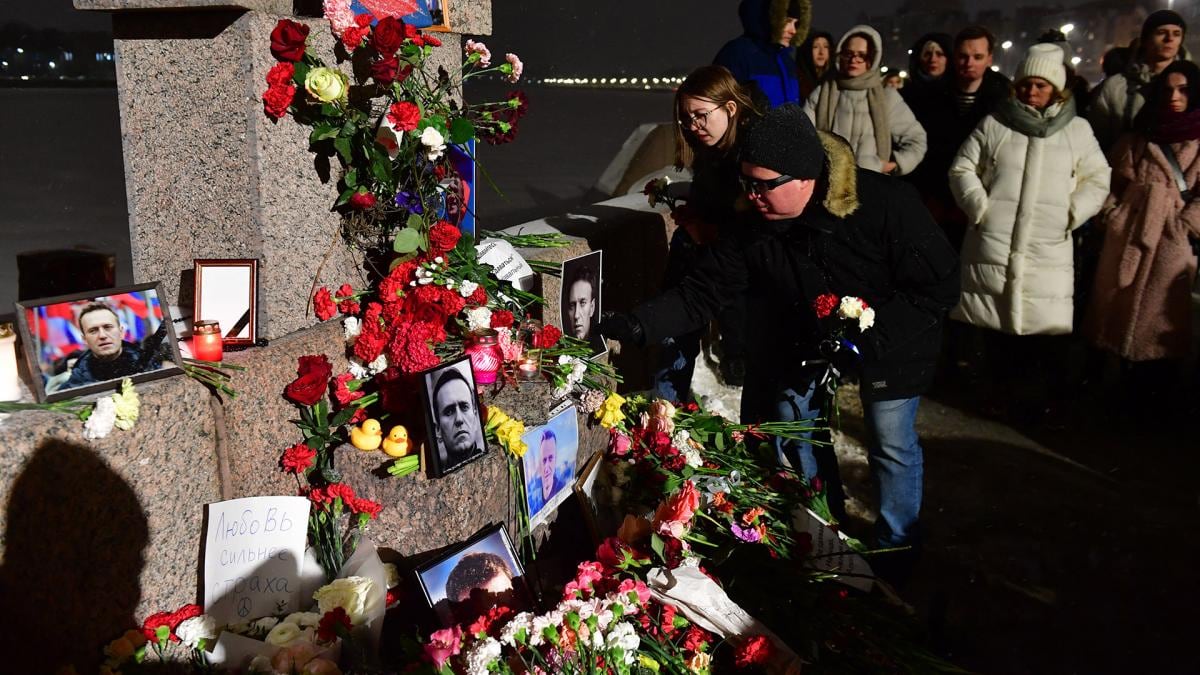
651,65,762,399
804,25,927,176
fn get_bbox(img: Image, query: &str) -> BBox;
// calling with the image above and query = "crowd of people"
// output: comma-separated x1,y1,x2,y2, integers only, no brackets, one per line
601,0,1200,585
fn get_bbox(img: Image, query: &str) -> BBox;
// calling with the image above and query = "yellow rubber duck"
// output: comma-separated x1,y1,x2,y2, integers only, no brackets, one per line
382,425,410,457
350,419,383,451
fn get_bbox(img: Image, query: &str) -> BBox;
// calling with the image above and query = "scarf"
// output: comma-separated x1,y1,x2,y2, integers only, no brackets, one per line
814,69,890,169
992,96,1077,138
1150,108,1200,144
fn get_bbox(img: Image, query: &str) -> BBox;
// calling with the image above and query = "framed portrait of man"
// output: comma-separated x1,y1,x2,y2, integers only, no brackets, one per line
350,0,452,32
15,282,184,402
419,356,488,478
414,524,531,627
520,406,580,529
559,251,605,357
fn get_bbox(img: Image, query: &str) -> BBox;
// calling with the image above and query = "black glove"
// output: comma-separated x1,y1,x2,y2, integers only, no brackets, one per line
598,311,645,347
817,336,863,381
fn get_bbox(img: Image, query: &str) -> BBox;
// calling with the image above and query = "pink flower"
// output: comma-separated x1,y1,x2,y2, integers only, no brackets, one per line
575,561,604,587
618,578,650,605
465,39,492,66
496,328,523,361
424,626,462,669
731,522,762,543
652,480,700,538
503,53,523,83
610,429,632,457
323,0,355,36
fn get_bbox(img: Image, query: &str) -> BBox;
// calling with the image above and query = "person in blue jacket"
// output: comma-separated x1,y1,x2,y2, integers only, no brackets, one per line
713,0,810,107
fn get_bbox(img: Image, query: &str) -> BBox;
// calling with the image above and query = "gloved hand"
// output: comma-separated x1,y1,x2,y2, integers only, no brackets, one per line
598,311,646,347
817,336,863,380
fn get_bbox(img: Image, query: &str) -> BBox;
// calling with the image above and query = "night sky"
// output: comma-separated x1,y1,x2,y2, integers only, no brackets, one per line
6,0,1053,75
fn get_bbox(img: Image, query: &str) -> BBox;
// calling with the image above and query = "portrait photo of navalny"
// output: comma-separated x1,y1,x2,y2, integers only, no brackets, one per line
16,283,183,402
520,406,580,528
559,251,605,356
419,356,488,478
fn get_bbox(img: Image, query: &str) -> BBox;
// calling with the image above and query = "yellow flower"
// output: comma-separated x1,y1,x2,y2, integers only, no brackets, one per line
304,67,349,103
687,652,712,673
496,418,527,458
485,406,511,432
594,391,627,429
111,379,139,431
637,654,661,672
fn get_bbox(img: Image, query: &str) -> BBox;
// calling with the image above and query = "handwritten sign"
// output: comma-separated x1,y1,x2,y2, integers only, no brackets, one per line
475,238,535,291
793,507,874,592
203,496,310,624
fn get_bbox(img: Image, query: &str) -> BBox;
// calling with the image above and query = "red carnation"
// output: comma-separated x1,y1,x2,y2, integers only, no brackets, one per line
734,635,772,668
336,284,360,315
386,101,421,132
326,482,356,505
813,293,839,319
284,354,333,406
266,62,295,88
371,16,407,55
490,310,515,328
331,372,364,406
467,605,513,638
423,34,442,47
534,324,562,349
263,82,296,120
317,607,352,642
141,612,178,643
281,443,317,474
307,486,329,505
170,604,203,628
387,320,442,373
342,14,371,51
371,54,400,85
507,90,530,118
428,220,461,253
314,287,337,321
351,497,383,519
270,19,310,61
349,190,377,211
683,625,710,653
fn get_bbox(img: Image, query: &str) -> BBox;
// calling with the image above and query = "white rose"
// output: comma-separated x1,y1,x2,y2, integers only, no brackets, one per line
838,296,865,320
458,280,479,298
84,396,117,440
176,614,219,648
265,620,303,646
858,307,876,331
313,576,378,625
284,611,322,628
419,126,446,160
466,306,493,332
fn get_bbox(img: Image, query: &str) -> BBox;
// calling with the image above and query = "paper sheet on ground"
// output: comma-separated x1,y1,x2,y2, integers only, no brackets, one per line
475,238,535,291
794,507,874,592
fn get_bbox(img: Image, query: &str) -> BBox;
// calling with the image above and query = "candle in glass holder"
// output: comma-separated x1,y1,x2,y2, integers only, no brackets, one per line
192,321,223,362
518,317,543,347
516,351,541,381
465,329,503,385
0,323,20,402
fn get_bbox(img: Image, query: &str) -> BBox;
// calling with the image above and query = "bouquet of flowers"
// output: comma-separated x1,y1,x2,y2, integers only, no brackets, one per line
808,294,875,394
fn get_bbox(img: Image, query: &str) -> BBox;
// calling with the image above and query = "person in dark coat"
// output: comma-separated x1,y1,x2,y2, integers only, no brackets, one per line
602,105,960,564
901,33,954,213
797,30,834,98
713,0,810,107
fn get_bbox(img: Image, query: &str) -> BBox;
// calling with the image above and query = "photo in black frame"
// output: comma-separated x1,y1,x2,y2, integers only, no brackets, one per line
559,250,606,357
419,356,488,478
15,282,185,403
414,523,532,628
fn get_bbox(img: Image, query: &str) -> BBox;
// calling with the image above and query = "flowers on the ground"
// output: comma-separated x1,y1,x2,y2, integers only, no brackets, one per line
313,576,377,626
304,67,349,104
285,354,333,406
595,391,627,429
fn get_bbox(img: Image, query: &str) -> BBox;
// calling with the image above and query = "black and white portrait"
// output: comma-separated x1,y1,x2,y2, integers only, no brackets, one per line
560,251,605,356
420,356,487,477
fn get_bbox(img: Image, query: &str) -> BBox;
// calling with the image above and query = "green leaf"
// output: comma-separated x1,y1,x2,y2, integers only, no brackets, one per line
315,400,329,429
335,187,355,207
320,466,342,483
369,147,392,184
333,136,353,164
650,533,666,563
292,61,310,85
320,103,340,117
681,465,694,479
663,475,683,494
448,116,475,144
389,252,417,270
309,123,337,143
714,432,725,452
329,405,359,429
406,213,424,230
392,227,423,253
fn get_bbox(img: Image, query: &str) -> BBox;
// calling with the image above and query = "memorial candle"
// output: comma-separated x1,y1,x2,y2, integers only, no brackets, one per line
0,323,20,402
516,352,541,381
465,329,503,385
192,321,223,362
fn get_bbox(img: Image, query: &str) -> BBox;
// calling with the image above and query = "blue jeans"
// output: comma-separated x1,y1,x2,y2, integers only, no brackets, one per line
775,380,923,547
652,331,701,402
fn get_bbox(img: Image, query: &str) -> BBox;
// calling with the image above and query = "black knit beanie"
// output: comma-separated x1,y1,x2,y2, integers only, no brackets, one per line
1143,9,1187,42
739,104,825,179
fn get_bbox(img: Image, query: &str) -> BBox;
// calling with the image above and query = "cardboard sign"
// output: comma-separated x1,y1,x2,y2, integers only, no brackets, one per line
794,507,874,592
475,238,535,291
203,496,310,624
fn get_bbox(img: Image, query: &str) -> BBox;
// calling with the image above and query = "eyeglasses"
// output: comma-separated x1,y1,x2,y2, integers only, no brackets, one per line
838,50,869,63
678,105,722,129
739,173,795,196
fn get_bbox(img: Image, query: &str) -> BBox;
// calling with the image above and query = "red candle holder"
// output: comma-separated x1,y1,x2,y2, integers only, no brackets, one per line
192,320,223,362
465,328,503,386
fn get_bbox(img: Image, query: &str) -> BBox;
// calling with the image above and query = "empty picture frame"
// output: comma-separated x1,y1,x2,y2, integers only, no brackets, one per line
194,259,258,345
15,282,185,402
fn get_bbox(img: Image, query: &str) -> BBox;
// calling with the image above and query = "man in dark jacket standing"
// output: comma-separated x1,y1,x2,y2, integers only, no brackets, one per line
714,0,809,107
603,105,960,566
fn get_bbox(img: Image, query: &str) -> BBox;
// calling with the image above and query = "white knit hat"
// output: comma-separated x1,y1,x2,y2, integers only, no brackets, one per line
1015,44,1066,91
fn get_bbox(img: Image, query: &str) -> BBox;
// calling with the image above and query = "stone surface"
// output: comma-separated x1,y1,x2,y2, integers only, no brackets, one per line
0,374,221,673
448,0,492,36
77,0,290,11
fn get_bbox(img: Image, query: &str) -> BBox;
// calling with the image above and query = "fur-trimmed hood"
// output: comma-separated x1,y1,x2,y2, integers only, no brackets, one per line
818,131,859,218
738,0,811,48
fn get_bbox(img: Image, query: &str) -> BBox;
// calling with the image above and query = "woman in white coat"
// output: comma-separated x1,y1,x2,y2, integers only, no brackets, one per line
949,43,1111,419
804,25,927,175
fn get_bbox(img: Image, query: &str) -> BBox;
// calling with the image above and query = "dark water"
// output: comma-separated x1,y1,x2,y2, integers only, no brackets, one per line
0,84,673,314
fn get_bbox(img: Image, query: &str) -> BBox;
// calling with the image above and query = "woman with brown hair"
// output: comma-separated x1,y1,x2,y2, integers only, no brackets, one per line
654,65,762,399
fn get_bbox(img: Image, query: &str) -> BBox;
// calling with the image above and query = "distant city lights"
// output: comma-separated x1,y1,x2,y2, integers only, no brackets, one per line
1001,40,1013,50
1071,56,1082,65
1060,23,1075,36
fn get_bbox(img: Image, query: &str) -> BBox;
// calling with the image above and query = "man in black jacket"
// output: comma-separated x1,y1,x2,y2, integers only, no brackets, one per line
603,105,959,558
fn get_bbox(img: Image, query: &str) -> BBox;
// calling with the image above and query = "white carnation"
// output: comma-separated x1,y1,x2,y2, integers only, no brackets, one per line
858,306,876,331
367,352,389,375
499,612,534,646
458,280,479,298
465,637,502,675
343,316,361,342
348,358,370,380
84,396,117,440
175,614,219,648
838,296,866,320
466,306,493,332
605,621,640,653
419,126,447,160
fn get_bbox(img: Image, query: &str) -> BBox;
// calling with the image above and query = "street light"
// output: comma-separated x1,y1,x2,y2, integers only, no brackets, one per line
1001,40,1013,50
1060,23,1075,36
1071,56,1082,65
